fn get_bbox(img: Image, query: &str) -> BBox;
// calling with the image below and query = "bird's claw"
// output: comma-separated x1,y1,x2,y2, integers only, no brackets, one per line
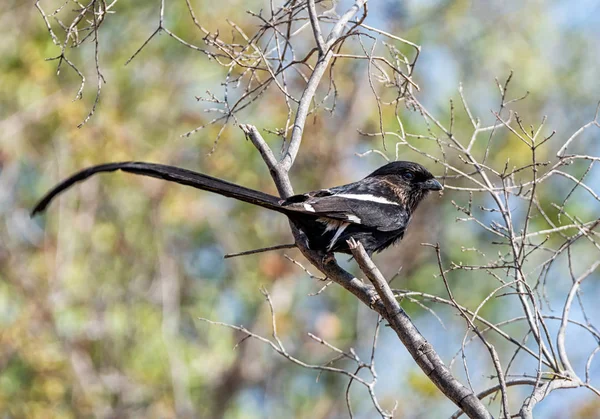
367,287,381,308
321,252,336,265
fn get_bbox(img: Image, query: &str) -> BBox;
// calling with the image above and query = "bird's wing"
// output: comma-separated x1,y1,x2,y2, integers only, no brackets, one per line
282,179,409,232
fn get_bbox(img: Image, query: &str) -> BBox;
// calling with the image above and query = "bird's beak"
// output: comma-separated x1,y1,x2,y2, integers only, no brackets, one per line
421,178,443,191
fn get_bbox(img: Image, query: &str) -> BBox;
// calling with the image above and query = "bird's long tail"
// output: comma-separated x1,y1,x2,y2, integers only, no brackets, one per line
31,161,285,216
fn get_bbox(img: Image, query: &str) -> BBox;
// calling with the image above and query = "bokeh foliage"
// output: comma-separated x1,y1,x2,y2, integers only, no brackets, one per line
1,1,599,417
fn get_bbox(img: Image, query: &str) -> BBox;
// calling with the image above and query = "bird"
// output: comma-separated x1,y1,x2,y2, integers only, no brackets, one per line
31,161,442,255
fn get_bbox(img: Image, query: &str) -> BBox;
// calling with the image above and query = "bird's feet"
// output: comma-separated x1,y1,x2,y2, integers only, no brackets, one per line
321,252,336,265
366,285,381,308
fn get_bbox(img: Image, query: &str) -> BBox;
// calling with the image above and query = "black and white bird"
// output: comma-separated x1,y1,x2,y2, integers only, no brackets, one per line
31,161,442,255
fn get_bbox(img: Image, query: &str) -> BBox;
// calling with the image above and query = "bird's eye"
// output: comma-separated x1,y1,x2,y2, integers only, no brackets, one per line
403,172,415,181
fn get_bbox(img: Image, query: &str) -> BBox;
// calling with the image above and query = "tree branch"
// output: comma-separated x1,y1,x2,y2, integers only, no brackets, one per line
280,0,367,174
347,239,493,418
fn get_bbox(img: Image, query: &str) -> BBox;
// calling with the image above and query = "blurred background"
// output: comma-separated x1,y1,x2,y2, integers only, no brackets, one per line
1,0,599,417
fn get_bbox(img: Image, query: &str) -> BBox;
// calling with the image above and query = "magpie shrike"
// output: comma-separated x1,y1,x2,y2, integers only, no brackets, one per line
31,161,442,255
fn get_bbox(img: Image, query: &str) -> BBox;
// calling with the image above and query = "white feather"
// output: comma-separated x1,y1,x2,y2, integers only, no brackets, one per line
327,222,349,251
303,203,316,212
335,193,399,206
346,214,361,223
318,218,343,233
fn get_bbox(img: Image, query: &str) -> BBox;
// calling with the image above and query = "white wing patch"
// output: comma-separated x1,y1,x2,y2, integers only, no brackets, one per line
335,193,400,206
303,203,316,212
346,214,361,223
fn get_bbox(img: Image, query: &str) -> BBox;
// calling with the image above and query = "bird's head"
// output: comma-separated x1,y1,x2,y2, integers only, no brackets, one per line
367,161,442,209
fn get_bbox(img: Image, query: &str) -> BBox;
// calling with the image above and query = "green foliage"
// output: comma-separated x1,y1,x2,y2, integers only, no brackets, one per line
2,0,599,417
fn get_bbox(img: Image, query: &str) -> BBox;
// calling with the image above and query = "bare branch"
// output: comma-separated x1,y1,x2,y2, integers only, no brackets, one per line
348,239,493,419
557,260,600,373
307,0,326,54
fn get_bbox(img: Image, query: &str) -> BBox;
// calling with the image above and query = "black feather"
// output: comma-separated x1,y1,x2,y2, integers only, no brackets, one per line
32,160,441,255
31,162,283,216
